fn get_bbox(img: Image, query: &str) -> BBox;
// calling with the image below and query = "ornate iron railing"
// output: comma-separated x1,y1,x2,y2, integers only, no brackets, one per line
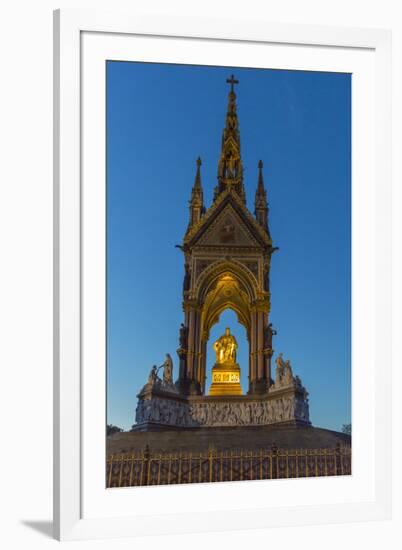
106,444,351,487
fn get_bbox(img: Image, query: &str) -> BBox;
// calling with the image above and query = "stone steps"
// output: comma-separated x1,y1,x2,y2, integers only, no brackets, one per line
107,424,351,456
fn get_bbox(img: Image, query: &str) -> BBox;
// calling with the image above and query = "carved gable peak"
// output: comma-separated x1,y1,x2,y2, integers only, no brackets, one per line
184,190,271,248
196,204,258,248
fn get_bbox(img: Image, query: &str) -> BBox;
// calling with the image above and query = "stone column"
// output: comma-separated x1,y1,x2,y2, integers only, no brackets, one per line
257,311,264,380
177,348,187,386
192,309,202,394
264,348,273,388
179,302,197,394
184,303,202,395
263,312,274,390
252,305,270,394
177,309,190,394
194,324,202,393
187,308,195,378
248,308,258,394
200,339,207,394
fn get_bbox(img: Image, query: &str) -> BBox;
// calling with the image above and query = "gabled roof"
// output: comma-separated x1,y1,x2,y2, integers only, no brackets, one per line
184,189,272,249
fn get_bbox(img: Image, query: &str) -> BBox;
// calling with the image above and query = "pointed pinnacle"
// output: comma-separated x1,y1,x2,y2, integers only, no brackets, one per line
193,157,202,190
257,160,265,191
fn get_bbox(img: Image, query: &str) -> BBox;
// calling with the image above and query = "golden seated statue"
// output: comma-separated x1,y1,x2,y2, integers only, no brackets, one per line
209,327,243,396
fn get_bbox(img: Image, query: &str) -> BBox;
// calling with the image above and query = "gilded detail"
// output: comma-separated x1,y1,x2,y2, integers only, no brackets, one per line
213,327,238,365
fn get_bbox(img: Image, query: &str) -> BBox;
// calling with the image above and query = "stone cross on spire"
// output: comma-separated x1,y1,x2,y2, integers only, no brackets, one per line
226,74,239,93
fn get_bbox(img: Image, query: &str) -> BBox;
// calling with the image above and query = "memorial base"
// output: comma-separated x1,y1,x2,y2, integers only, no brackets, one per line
135,378,310,429
208,362,242,396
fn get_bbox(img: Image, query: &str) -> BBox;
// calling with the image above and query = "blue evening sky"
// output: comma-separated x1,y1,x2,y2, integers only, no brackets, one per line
106,61,351,432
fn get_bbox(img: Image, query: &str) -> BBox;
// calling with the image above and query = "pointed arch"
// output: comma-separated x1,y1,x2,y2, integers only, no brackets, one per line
201,274,251,340
195,259,258,304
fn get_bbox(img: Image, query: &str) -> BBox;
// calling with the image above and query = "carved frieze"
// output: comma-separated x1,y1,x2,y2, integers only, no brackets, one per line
135,391,310,428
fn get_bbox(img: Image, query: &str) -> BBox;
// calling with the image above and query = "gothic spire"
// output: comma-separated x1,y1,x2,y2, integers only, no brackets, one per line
254,160,269,233
215,75,246,203
188,157,204,228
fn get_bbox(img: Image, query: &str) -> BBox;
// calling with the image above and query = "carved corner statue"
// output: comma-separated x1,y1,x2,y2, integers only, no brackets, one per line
161,353,174,385
264,322,277,349
274,353,296,388
275,352,285,378
146,354,174,388
183,264,191,292
284,359,293,384
179,323,188,349
213,327,238,365
148,365,159,386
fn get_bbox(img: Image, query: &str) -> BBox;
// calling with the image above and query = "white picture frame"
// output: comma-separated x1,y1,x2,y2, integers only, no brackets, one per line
53,8,392,541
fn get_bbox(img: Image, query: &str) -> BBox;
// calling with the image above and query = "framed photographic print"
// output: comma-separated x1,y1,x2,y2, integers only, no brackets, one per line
54,9,392,541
